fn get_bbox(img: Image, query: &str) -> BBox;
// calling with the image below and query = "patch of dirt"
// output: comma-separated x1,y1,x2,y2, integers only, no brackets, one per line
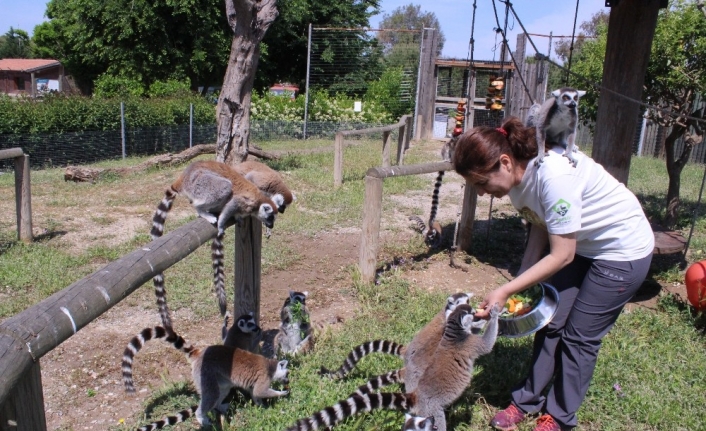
10,137,676,430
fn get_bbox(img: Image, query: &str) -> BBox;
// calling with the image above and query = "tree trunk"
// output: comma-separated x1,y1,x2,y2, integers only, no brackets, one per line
591,0,660,185
215,0,278,165
663,125,690,228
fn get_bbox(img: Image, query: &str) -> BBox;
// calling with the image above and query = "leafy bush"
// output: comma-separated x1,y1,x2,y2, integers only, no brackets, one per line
250,90,394,124
0,93,215,134
93,74,145,99
148,79,193,98
364,67,414,120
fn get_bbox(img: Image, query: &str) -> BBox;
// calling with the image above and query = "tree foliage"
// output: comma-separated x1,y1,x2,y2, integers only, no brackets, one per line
570,0,706,227
0,27,32,59
255,0,381,91
33,0,231,93
377,4,445,58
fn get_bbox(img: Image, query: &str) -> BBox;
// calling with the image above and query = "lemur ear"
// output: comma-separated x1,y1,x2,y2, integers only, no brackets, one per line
551,89,561,97
404,413,413,420
278,359,289,369
578,90,586,97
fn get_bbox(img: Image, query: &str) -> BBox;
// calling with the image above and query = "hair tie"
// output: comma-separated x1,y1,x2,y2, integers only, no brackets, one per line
496,127,508,137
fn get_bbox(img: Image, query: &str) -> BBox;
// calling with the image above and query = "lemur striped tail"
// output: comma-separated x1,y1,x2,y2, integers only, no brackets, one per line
429,171,444,229
122,326,197,392
150,187,178,330
285,392,415,431
136,406,198,431
408,215,427,234
353,369,404,396
211,232,227,316
150,187,177,240
318,340,404,379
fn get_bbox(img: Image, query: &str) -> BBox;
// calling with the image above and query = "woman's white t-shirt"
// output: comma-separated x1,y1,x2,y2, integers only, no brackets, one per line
507,147,654,261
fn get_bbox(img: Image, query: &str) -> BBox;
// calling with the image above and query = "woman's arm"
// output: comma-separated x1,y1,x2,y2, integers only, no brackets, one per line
475,231,576,318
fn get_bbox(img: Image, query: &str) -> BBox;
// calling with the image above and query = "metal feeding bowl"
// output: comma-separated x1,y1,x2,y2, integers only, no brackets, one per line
498,282,559,338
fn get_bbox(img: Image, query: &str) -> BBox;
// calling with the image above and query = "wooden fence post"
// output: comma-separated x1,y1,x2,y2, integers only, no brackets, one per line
14,154,32,243
396,116,407,165
359,175,383,283
0,361,46,431
334,132,344,187
382,131,391,168
404,115,413,150
234,217,262,324
458,180,478,253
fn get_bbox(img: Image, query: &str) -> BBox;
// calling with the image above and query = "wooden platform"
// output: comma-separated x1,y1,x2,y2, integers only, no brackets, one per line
652,224,687,255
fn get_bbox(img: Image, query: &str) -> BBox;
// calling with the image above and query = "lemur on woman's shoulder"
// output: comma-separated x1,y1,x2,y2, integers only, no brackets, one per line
525,87,586,167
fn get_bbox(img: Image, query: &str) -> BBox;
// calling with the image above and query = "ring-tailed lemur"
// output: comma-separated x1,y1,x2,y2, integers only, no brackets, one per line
123,313,262,393
403,413,437,431
274,291,315,356
318,293,473,391
233,160,296,214
285,303,500,431
122,325,289,429
525,87,586,167
411,136,460,248
149,160,278,329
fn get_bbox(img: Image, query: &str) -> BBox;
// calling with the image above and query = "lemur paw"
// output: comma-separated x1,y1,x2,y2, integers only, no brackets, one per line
489,303,502,318
563,153,578,167
202,214,218,224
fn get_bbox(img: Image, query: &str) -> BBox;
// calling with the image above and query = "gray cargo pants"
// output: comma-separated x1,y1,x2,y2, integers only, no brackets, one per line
511,252,653,429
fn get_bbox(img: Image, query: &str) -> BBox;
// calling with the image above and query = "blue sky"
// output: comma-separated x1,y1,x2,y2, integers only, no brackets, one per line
0,0,607,62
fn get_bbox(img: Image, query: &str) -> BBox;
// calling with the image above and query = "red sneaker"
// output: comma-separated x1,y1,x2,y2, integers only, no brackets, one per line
489,404,526,431
533,414,562,431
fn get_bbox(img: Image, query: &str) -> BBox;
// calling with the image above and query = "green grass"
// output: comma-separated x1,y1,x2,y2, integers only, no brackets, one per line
125,276,706,431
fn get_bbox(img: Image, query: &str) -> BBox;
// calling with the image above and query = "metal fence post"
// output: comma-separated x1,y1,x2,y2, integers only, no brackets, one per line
120,102,126,159
303,23,312,140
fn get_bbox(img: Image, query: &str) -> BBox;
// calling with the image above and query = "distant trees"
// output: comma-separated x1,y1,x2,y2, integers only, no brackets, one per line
0,28,32,59
255,0,381,91
33,0,231,93
377,4,446,63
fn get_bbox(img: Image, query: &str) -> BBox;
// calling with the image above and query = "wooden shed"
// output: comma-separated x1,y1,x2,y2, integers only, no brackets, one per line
0,59,65,98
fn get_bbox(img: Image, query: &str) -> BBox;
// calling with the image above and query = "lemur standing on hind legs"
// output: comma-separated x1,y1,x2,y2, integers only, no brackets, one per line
286,303,501,431
525,87,586,167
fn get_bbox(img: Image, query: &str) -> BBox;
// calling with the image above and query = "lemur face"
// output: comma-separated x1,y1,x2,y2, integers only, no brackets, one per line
552,88,586,110
237,315,261,334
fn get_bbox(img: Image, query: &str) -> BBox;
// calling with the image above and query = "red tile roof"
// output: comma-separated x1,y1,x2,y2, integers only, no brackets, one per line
0,59,61,72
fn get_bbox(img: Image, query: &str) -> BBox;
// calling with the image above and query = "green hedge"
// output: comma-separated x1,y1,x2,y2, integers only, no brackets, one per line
0,93,216,135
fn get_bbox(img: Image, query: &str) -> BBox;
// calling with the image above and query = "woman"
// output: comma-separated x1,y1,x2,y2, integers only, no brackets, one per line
453,117,654,431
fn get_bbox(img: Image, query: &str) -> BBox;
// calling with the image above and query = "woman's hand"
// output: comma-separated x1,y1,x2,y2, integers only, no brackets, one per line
474,288,510,319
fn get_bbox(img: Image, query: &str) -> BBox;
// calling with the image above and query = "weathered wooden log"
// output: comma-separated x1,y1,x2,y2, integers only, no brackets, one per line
0,217,221,406
63,144,217,182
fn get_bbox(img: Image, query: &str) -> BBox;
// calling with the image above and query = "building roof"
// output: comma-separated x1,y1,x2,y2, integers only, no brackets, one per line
0,59,62,73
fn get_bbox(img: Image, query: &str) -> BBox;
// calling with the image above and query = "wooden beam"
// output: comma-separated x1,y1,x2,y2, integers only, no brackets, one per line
233,218,262,324
0,217,220,405
591,0,661,184
0,362,46,431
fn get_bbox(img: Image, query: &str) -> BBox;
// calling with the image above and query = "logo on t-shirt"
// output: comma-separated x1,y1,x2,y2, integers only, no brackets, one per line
551,199,571,217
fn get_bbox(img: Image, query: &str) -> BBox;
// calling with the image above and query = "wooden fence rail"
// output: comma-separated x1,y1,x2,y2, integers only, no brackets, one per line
334,114,413,187
0,216,262,430
358,161,478,283
0,148,32,242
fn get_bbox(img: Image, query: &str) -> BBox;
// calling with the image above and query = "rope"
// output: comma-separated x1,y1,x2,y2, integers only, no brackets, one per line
491,0,535,105
565,0,581,86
